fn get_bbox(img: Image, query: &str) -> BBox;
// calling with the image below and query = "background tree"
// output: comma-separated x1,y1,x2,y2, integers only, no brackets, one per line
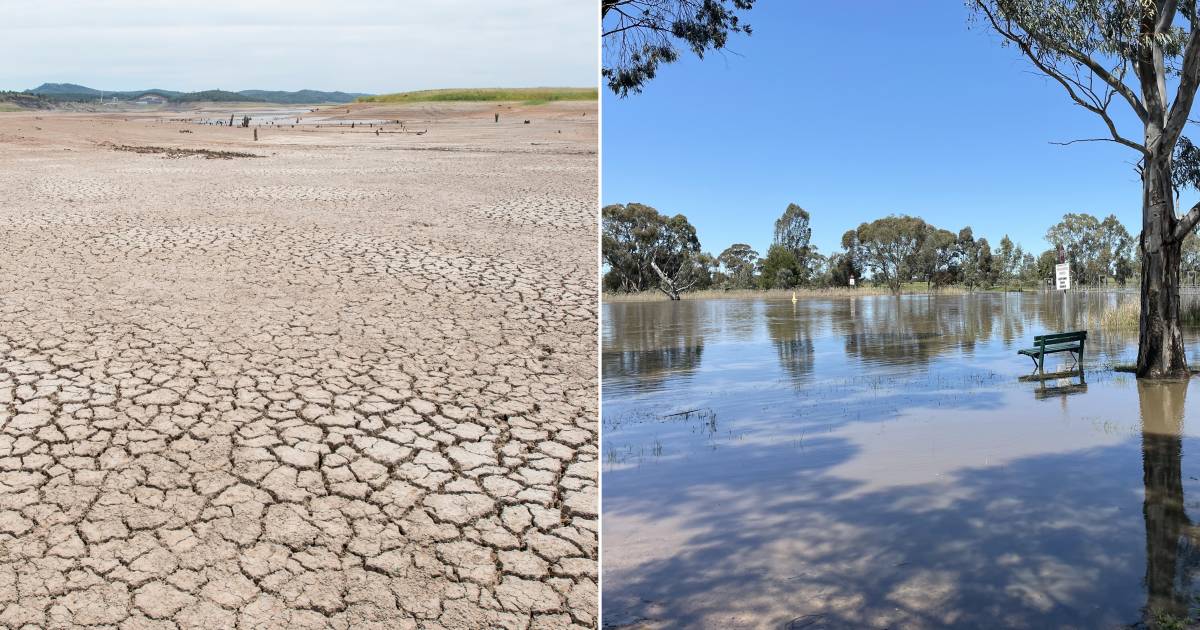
827,251,862,287
1182,230,1200,285
1019,251,1041,285
918,227,961,288
690,252,719,290
1099,214,1135,286
1044,212,1134,286
773,203,820,284
971,0,1200,377
1036,248,1059,286
846,215,929,293
602,202,704,298
959,228,996,290
717,243,760,288
996,235,1025,288
1045,213,1104,284
758,245,801,290
602,0,755,97
773,203,812,253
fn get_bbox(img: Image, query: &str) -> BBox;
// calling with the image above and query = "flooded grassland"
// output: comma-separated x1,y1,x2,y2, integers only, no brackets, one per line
602,292,1200,629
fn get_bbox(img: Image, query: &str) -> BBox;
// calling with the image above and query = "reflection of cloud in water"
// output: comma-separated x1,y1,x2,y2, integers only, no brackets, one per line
602,293,1200,628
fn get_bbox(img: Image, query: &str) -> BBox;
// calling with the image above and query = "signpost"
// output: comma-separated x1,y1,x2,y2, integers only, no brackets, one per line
1055,263,1071,291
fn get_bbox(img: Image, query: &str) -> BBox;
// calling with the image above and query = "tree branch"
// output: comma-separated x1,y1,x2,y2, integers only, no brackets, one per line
1004,26,1148,152
1049,137,1133,146
1175,199,1200,240
975,1,1148,122
1165,20,1200,149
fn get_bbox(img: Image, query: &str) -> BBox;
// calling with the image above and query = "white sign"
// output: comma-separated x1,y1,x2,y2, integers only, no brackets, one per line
1055,263,1071,290
849,276,855,287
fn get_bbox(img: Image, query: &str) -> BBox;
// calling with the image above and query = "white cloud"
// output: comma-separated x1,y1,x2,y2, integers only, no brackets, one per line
0,0,597,93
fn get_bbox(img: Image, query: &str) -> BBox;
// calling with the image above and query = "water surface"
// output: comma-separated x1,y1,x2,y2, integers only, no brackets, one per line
602,292,1200,629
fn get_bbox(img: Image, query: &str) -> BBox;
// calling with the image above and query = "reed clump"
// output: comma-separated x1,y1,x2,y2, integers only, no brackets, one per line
1092,298,1200,329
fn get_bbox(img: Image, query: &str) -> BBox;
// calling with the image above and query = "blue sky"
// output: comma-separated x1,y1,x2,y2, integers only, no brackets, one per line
602,1,1197,259
0,1,596,94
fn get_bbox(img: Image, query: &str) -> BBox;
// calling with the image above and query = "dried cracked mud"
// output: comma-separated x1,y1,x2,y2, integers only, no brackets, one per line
0,102,597,628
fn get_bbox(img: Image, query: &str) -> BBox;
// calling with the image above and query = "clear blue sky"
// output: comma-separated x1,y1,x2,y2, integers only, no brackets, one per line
602,2,1198,259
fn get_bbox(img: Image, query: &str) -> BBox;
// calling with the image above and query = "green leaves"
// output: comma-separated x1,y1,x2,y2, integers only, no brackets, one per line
603,0,756,97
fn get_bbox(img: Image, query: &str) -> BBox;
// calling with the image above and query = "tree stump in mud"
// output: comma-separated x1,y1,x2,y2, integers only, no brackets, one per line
229,114,235,127
495,113,499,123
241,116,250,128
253,128,258,141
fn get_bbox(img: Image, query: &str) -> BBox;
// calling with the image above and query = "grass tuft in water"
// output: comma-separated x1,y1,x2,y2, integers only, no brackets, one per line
1092,298,1200,330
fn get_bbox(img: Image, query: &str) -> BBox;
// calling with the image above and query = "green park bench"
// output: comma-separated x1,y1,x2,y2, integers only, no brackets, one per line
1018,331,1087,375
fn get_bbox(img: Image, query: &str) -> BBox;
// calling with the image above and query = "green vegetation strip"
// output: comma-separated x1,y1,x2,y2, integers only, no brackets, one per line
357,87,597,105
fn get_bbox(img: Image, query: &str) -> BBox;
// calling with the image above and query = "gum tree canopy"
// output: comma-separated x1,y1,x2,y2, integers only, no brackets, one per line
602,202,704,299
972,0,1200,378
602,0,754,97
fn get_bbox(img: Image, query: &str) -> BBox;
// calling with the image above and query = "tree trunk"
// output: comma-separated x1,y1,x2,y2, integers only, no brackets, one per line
650,260,681,300
1137,153,1190,378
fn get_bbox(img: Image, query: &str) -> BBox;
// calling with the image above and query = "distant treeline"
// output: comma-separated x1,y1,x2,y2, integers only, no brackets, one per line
24,83,370,104
601,202,1200,296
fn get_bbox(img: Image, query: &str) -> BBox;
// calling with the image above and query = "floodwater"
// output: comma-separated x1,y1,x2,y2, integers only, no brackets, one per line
601,292,1200,629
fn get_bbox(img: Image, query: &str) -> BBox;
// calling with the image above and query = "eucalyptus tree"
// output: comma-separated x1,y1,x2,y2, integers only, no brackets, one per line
918,227,962,288
601,202,704,298
971,0,1200,377
1045,212,1105,283
602,0,755,96
827,251,862,287
717,243,760,288
758,245,801,289
844,215,930,293
772,203,823,283
1099,214,1136,284
958,228,997,290
996,235,1026,286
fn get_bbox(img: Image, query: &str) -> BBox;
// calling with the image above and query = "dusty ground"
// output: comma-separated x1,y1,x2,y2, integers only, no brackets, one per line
0,101,597,628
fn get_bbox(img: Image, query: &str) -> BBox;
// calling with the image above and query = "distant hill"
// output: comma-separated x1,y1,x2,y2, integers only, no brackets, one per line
26,83,369,104
237,89,371,104
357,87,598,105
31,83,101,95
176,90,264,103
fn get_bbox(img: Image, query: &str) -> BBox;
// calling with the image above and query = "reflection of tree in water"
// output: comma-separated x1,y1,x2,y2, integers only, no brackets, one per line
833,296,1003,367
1138,380,1200,624
994,293,1027,346
1028,292,1136,361
602,302,706,391
764,301,815,384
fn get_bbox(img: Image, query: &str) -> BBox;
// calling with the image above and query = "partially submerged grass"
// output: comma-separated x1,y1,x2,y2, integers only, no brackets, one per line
1091,298,1200,330
357,87,597,105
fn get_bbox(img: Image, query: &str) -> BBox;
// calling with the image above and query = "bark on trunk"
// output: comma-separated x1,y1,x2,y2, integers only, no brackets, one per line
1137,153,1190,378
650,260,681,300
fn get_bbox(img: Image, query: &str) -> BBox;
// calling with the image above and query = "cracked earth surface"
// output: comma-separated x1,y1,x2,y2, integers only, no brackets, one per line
0,102,598,629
